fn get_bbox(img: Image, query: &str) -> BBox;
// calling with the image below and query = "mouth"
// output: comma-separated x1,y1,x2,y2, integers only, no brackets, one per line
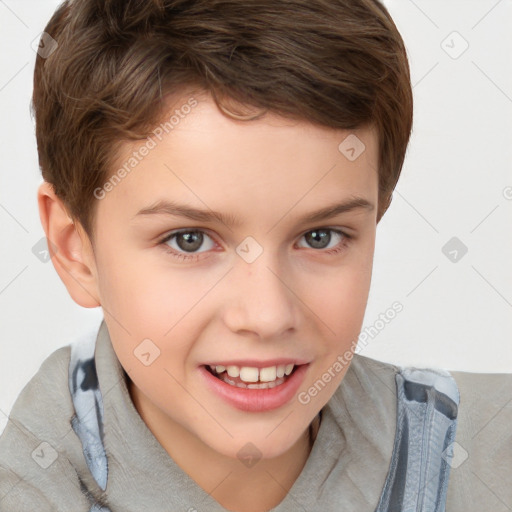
204,363,299,389
200,362,309,412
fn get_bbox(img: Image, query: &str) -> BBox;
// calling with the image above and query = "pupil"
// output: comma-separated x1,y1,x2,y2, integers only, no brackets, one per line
178,231,202,252
307,229,329,249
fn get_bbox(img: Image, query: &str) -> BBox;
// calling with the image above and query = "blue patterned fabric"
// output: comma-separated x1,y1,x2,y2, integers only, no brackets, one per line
376,368,460,512
68,335,111,510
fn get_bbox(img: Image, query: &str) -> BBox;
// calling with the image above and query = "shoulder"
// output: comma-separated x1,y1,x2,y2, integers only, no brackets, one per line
4,345,73,430
0,344,92,511
331,355,512,509
445,369,512,510
449,368,512,411
341,357,512,509
448,369,512,447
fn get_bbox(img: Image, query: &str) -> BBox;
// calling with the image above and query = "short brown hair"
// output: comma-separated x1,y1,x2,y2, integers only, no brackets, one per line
32,0,413,239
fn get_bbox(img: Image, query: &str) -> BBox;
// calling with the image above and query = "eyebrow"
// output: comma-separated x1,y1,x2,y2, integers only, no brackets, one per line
132,196,374,227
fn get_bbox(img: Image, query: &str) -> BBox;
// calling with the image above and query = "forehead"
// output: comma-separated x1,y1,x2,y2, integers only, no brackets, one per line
101,92,379,224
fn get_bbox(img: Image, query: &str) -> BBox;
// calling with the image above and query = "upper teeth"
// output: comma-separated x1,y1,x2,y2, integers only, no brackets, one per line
210,364,295,382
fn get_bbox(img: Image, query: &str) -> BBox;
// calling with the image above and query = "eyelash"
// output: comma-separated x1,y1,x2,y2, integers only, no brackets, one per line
158,227,353,262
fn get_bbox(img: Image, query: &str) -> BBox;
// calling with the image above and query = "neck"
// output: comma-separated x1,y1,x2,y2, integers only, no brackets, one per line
128,377,321,512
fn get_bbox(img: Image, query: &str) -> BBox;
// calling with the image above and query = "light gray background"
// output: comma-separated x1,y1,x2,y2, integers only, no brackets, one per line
1,0,511,435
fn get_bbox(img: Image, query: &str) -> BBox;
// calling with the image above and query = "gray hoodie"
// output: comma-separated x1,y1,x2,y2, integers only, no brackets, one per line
0,320,510,511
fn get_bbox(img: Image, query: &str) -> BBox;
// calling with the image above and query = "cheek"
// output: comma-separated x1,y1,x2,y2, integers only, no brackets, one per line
95,250,219,362
301,258,373,355
94,248,181,327
307,256,372,319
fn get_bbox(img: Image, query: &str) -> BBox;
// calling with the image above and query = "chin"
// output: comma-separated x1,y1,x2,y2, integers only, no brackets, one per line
201,426,305,462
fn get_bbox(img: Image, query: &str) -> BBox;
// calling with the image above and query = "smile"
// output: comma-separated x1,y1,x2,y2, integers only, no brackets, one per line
206,363,297,389
200,362,309,412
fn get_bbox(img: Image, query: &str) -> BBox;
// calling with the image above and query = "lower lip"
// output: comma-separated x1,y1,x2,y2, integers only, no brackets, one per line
199,364,309,412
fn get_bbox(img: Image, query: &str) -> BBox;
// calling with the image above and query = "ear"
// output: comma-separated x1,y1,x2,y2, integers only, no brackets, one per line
37,181,100,308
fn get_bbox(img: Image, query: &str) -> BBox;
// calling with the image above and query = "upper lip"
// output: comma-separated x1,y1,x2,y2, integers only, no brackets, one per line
202,358,310,368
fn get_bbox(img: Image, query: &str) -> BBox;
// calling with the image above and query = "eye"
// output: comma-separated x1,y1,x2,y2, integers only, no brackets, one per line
297,228,351,255
160,229,216,261
158,227,352,262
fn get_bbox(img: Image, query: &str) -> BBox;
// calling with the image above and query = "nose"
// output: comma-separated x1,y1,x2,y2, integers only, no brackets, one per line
222,252,298,340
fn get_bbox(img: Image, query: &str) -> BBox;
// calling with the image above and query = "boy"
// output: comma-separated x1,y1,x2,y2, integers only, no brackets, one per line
1,0,511,511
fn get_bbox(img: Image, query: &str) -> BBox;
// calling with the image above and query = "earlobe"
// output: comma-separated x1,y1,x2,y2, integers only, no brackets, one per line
37,181,101,308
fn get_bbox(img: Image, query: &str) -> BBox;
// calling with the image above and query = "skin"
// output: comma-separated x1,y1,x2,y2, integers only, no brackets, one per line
38,90,380,512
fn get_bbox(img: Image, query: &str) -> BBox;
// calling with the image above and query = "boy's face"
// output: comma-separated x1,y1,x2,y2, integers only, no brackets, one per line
85,91,378,460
